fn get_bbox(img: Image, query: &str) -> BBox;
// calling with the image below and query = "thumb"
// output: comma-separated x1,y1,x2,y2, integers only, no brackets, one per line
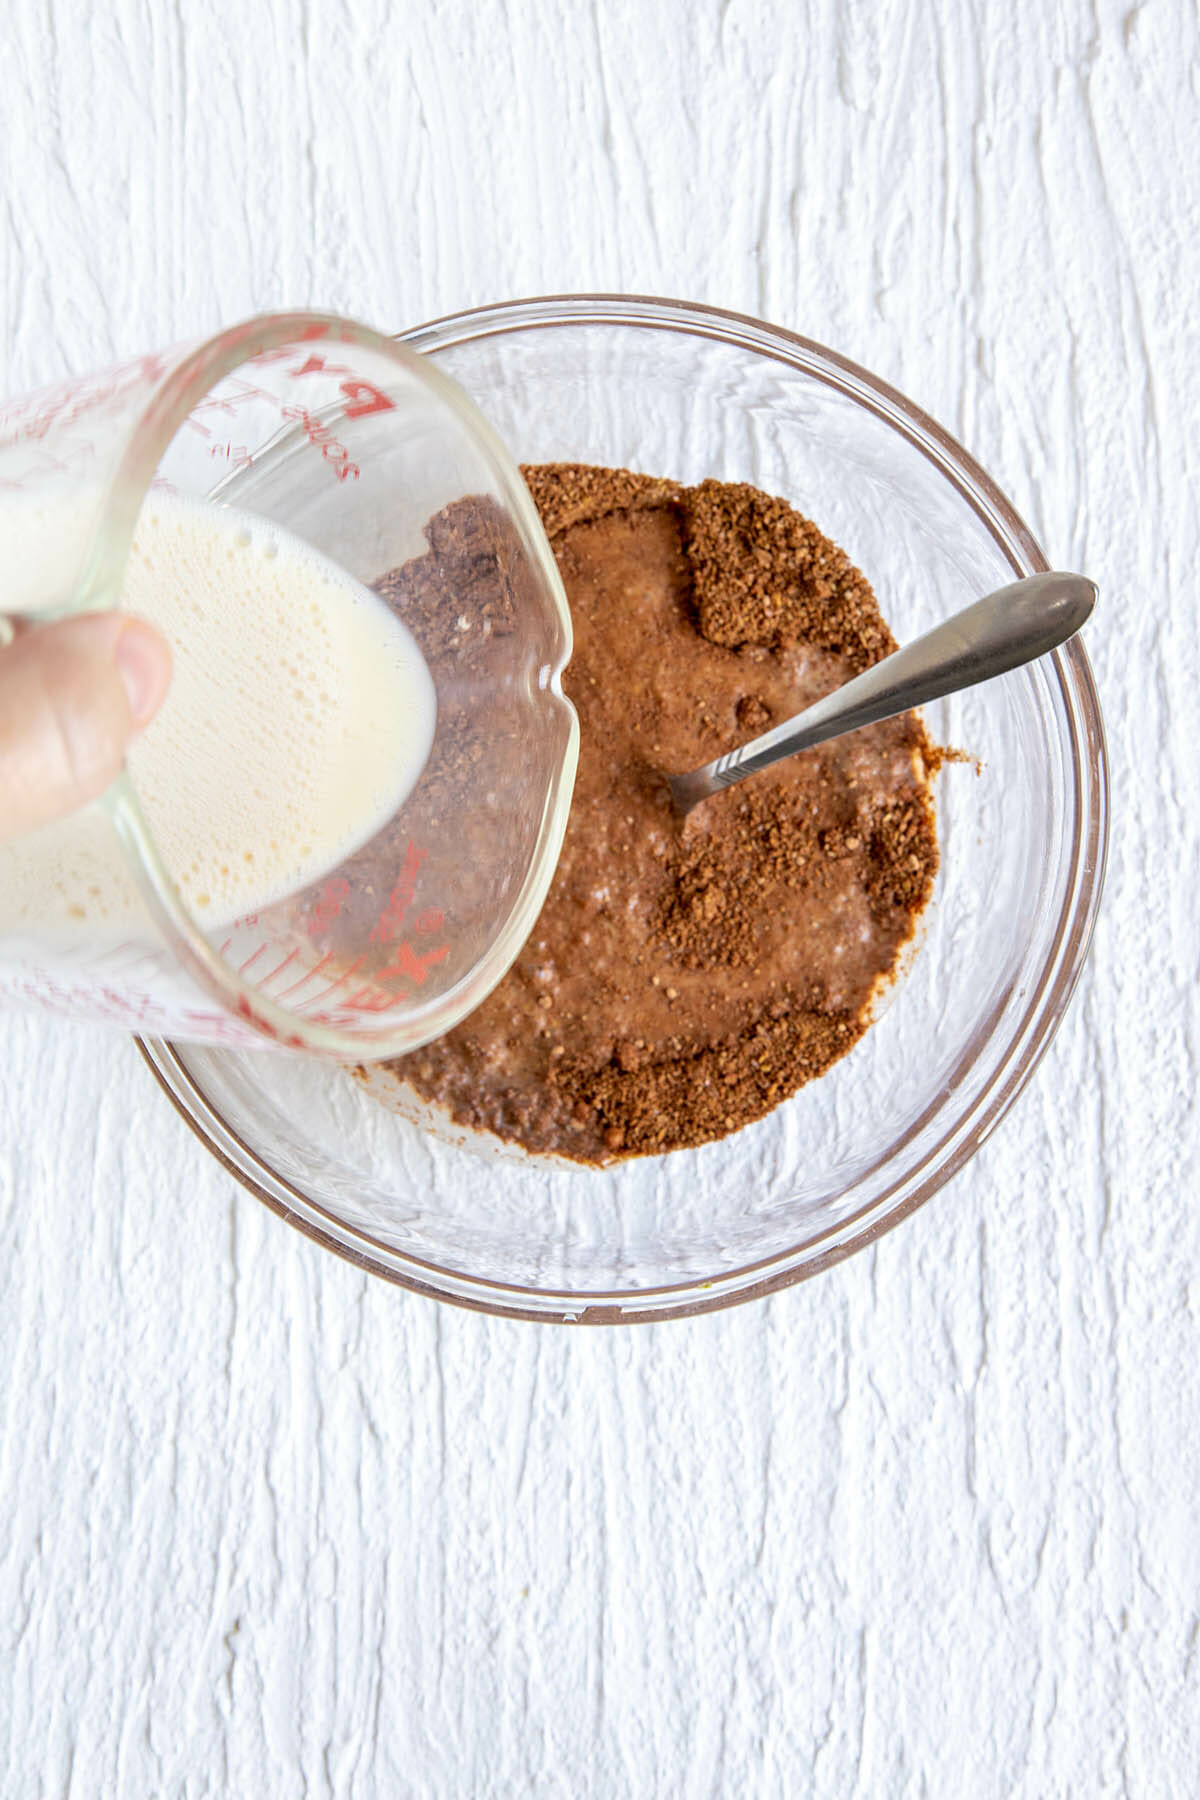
0,612,172,841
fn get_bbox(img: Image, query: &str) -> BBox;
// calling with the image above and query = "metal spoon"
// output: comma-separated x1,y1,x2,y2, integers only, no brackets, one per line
667,571,1097,815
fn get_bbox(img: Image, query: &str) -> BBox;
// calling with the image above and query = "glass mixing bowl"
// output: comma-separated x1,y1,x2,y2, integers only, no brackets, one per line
138,296,1108,1322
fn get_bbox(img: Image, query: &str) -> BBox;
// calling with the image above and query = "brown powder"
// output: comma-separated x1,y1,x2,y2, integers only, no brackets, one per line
363,463,940,1164
683,478,894,668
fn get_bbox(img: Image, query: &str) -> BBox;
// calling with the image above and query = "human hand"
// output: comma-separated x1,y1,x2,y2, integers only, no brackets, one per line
0,613,172,842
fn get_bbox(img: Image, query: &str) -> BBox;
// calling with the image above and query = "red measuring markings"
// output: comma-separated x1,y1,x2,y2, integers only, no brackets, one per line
340,380,393,418
192,392,243,418
291,353,344,379
180,1009,260,1045
0,352,169,450
339,986,397,1015
217,839,450,1021
306,878,351,938
258,949,300,992
330,940,450,1016
377,939,449,986
285,351,395,419
236,943,267,978
233,991,284,1041
369,841,426,945
352,839,451,1003
274,949,335,1003
297,953,367,1010
278,402,360,482
182,349,394,485
248,341,395,419
208,442,253,469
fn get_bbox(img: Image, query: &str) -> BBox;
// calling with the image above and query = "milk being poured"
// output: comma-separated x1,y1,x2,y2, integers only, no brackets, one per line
0,493,436,938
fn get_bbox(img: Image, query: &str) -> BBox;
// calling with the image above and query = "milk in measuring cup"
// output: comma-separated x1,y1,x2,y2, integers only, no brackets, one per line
0,494,436,936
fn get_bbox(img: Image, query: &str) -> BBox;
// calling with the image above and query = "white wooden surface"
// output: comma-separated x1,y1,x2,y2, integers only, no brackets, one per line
2,2,1198,1794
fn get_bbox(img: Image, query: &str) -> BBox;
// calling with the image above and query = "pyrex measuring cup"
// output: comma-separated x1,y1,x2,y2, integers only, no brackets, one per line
0,313,578,1055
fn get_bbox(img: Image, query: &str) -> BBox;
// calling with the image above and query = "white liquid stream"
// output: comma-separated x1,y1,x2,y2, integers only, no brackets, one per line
0,493,436,940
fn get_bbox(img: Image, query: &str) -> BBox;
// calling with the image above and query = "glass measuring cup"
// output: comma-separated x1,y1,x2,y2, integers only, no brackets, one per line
0,313,578,1055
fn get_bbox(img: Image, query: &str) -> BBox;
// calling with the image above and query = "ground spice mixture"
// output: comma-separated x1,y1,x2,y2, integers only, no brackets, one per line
362,463,939,1163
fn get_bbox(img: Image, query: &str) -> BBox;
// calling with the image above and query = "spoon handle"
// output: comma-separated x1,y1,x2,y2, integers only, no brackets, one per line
668,571,1097,814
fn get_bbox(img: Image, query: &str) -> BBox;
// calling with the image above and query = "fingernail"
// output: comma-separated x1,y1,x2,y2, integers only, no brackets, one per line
114,619,171,730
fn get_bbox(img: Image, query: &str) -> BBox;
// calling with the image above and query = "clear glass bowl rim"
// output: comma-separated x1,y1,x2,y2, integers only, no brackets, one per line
137,293,1110,1324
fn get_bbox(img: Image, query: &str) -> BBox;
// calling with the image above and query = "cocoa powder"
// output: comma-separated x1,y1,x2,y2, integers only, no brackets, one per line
363,464,940,1163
